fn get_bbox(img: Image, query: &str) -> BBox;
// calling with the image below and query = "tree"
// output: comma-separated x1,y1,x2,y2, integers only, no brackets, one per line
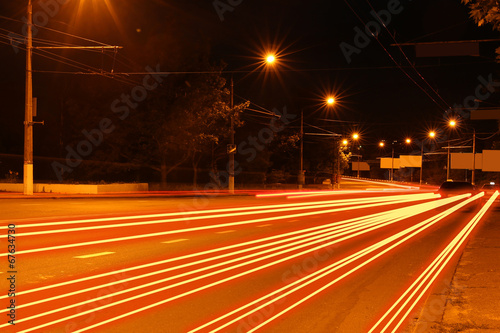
462,0,500,59
112,59,248,189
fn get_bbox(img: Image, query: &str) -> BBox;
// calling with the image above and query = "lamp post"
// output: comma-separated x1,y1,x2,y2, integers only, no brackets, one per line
352,133,360,178
420,131,436,185
391,141,396,181
299,110,304,189
228,54,276,193
472,128,476,185
446,120,457,180
298,96,336,189
405,138,412,182
228,76,235,194
24,0,34,195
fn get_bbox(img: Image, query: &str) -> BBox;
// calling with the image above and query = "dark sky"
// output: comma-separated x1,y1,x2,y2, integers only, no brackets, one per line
1,0,499,157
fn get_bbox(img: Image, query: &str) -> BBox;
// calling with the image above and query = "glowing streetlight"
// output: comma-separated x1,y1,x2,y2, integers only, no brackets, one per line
327,97,335,105
406,138,411,144
379,142,385,147
352,134,361,178
266,54,276,64
230,53,278,193
446,120,457,180
420,131,437,185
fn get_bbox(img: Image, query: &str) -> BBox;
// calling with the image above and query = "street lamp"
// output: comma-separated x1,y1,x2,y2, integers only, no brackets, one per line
298,96,337,190
352,133,360,178
420,131,436,185
446,120,457,180
23,0,34,195
266,55,276,64
229,53,277,193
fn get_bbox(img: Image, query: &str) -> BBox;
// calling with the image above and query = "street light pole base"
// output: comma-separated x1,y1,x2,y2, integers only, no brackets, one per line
23,163,33,196
228,176,234,194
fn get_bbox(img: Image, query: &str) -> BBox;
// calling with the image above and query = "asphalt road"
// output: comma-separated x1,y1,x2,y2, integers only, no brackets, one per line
0,184,493,333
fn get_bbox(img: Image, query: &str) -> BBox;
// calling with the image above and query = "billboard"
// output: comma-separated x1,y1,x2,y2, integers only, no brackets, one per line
416,42,479,58
483,150,500,172
380,158,400,169
400,155,422,168
451,153,483,170
352,162,370,171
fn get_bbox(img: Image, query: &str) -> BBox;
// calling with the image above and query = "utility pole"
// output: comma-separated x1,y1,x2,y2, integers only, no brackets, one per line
420,142,424,186
21,0,121,195
23,0,33,195
472,129,476,185
391,145,394,182
299,111,304,190
229,76,235,194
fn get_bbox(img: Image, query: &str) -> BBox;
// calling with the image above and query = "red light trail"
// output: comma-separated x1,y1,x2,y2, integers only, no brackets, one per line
0,191,490,333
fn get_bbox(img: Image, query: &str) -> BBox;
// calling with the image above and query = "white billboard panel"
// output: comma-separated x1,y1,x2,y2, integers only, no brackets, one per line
400,155,422,168
380,158,400,169
451,153,483,170
483,150,500,172
352,162,370,171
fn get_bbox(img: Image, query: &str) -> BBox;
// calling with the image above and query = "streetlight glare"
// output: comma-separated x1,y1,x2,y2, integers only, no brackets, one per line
449,120,457,127
342,139,348,145
379,142,385,147
352,133,359,140
429,131,436,138
266,55,276,64
327,97,335,105
406,138,411,144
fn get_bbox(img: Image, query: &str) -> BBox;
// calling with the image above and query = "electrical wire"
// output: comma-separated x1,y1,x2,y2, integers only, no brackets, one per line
342,0,450,113
364,0,452,110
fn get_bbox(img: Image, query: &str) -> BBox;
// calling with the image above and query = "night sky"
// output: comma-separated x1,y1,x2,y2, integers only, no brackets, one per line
0,0,499,180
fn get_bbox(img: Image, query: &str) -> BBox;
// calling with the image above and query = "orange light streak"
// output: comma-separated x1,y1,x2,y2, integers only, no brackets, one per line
13,193,427,228
7,196,437,328
369,191,497,333
243,194,483,333
0,194,437,305
11,193,434,234
256,190,365,198
192,195,479,332
343,177,418,189
3,208,397,315
3,193,438,256
12,195,469,332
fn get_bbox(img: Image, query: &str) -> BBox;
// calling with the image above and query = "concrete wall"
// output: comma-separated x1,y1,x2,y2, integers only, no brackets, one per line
0,183,149,194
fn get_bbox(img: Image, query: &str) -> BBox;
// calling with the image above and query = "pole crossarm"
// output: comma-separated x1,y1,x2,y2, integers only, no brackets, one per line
34,46,123,50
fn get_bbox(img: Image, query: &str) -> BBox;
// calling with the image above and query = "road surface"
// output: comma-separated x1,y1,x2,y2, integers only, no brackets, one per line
0,184,496,332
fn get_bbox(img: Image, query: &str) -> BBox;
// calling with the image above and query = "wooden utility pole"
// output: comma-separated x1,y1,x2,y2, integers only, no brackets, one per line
24,0,33,195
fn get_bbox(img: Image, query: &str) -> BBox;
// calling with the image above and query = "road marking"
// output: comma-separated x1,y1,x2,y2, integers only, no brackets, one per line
257,224,272,228
73,252,115,259
216,230,236,234
162,239,189,244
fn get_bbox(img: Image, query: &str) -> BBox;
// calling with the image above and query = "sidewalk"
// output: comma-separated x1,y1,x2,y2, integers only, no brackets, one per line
412,209,500,333
0,190,263,199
